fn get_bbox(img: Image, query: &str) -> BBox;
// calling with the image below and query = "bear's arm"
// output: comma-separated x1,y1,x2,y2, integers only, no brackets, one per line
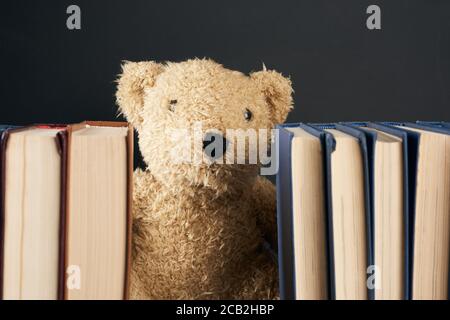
251,176,278,253
130,168,160,299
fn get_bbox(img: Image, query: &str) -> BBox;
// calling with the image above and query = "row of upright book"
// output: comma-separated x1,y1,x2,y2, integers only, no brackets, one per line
277,121,450,300
0,122,133,300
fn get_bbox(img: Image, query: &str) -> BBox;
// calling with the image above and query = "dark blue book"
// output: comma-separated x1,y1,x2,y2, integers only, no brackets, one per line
277,123,374,300
381,122,450,300
276,121,449,301
276,123,329,300
415,121,450,129
309,123,374,300
342,122,412,300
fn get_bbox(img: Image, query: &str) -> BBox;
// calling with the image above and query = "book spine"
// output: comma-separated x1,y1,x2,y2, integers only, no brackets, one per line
276,126,296,300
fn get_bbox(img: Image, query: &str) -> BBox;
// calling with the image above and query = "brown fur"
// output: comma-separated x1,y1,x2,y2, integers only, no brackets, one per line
116,58,293,299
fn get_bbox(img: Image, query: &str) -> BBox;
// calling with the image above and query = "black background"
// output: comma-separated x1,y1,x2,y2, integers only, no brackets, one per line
0,299,444,317
1,0,449,168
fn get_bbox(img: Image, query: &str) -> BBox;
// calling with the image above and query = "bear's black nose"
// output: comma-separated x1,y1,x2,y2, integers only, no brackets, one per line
203,132,228,160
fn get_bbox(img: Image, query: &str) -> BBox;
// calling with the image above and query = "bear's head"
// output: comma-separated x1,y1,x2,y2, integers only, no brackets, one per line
116,59,293,195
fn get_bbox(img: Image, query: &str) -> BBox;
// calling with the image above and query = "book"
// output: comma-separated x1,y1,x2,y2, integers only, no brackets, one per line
415,121,450,129
276,124,297,300
276,124,329,300
277,123,374,300
276,121,449,300
318,124,373,300
0,122,133,300
59,121,133,300
1,126,65,300
387,123,450,300
345,123,408,300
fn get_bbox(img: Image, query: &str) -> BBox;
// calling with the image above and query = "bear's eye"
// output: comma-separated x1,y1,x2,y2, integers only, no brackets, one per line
168,99,177,112
244,108,253,121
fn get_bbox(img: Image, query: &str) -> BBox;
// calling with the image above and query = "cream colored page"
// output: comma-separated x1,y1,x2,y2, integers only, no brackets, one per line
373,141,404,300
327,130,367,300
290,129,328,299
3,132,61,300
411,132,450,299
66,133,127,300
3,133,25,299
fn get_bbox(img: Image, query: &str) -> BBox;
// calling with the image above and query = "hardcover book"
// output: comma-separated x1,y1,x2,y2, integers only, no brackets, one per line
344,122,409,300
276,124,329,300
313,123,373,300
276,121,449,300
385,123,449,300
1,125,65,299
0,122,133,300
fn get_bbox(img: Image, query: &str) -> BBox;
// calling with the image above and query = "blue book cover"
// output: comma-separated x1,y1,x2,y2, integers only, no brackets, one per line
309,123,374,300
276,123,331,300
277,122,374,300
342,122,413,300
381,122,449,300
415,121,450,129
276,123,296,300
276,121,449,300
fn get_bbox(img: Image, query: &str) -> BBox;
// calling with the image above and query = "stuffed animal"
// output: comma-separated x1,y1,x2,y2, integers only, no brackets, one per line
116,58,293,299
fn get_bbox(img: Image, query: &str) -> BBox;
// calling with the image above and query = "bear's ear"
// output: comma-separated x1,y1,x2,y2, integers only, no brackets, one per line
250,68,293,125
116,61,164,128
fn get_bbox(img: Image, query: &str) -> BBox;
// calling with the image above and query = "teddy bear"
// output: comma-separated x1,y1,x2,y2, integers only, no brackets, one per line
116,58,293,299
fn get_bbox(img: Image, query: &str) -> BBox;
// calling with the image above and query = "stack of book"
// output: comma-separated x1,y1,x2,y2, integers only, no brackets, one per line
277,122,450,300
0,122,133,300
